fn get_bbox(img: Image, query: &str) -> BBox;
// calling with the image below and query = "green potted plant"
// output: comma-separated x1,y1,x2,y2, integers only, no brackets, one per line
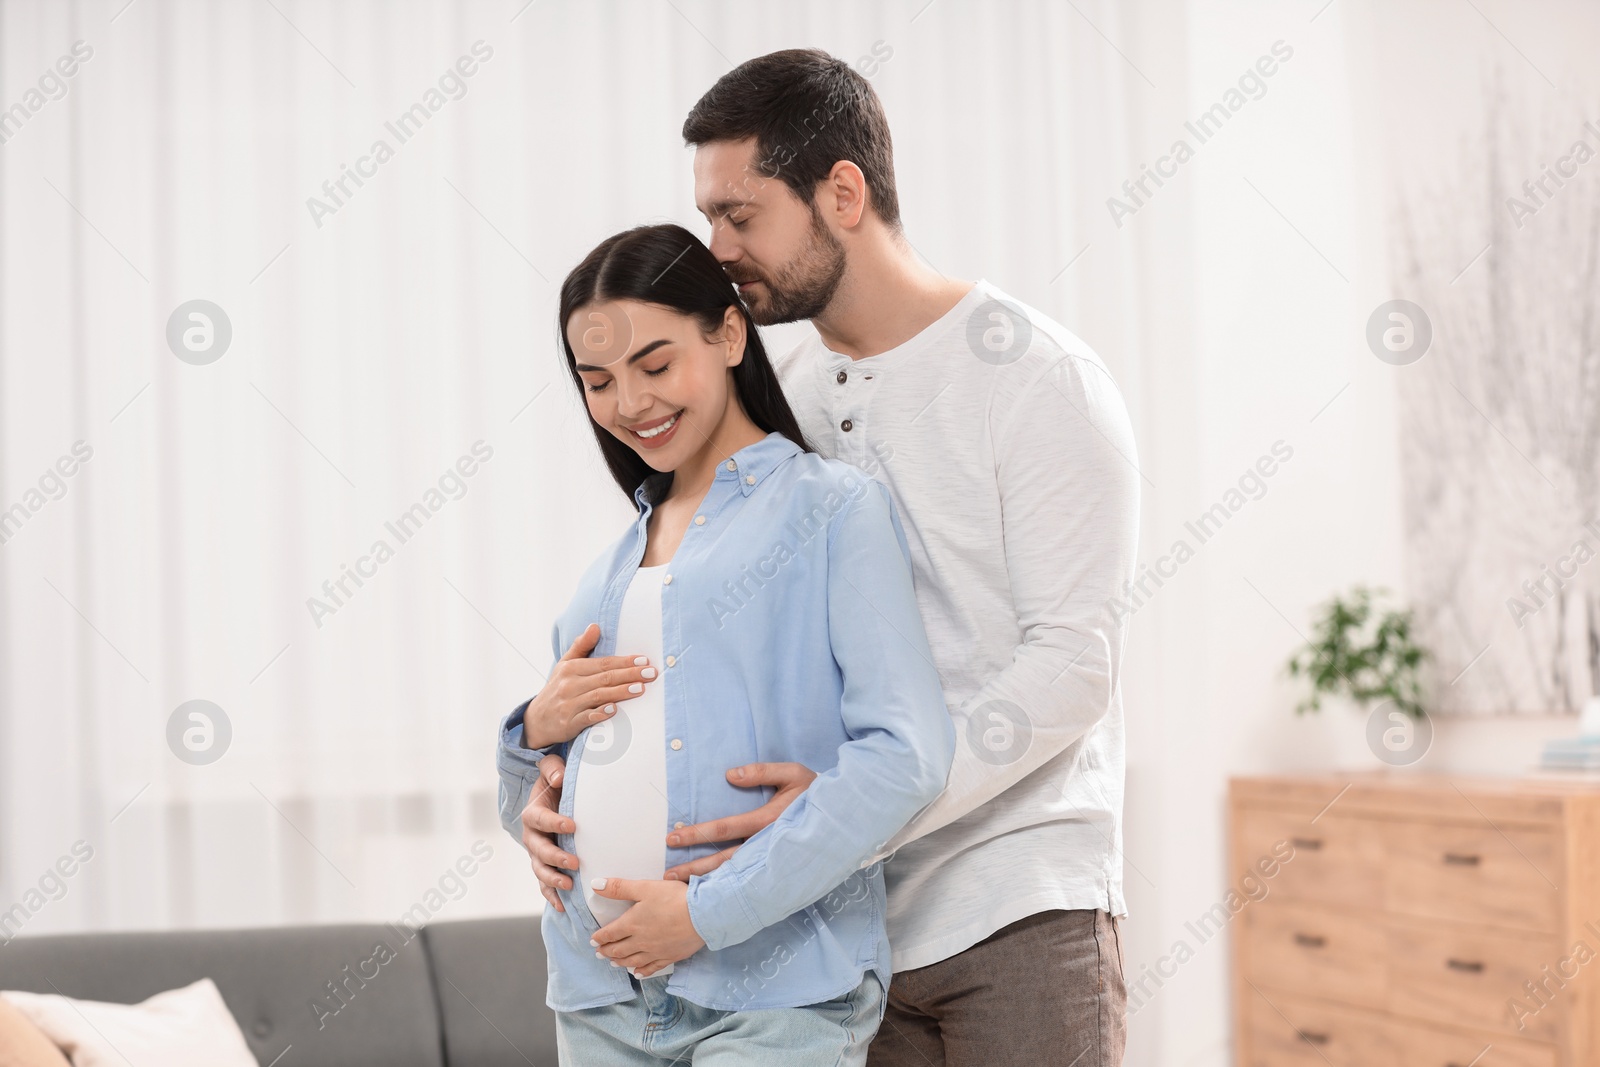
1286,586,1429,719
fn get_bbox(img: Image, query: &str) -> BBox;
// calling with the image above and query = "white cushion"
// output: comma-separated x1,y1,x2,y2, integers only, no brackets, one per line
0,979,256,1067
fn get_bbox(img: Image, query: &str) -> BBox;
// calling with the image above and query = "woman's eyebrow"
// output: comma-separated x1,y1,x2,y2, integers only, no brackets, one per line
574,338,672,373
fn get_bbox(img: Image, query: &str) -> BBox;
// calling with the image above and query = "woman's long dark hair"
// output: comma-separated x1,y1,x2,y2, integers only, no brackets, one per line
558,223,814,504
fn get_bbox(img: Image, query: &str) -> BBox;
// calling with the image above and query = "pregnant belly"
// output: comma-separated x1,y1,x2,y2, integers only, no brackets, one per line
570,704,670,932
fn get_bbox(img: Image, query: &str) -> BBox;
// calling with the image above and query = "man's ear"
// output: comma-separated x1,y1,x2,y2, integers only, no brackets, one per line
820,161,869,229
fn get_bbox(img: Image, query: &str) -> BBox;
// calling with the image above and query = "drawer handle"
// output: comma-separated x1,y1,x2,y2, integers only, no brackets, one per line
1442,853,1481,866
1298,1030,1330,1046
1293,933,1327,949
1290,837,1323,851
1446,958,1485,974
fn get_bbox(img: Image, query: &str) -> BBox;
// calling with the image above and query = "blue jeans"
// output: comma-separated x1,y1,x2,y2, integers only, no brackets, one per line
556,971,886,1066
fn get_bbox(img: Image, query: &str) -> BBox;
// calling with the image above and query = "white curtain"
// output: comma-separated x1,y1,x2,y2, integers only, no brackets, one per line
0,0,1144,936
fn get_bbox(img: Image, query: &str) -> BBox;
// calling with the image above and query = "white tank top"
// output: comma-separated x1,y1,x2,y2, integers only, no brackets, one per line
572,563,673,974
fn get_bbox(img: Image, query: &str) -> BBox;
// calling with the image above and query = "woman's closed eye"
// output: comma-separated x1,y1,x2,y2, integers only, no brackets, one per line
584,364,668,393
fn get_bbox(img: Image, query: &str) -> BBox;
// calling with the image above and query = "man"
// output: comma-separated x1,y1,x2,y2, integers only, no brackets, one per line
509,49,1139,1066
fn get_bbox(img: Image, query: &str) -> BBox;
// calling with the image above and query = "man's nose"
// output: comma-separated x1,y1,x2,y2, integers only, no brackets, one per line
707,219,739,269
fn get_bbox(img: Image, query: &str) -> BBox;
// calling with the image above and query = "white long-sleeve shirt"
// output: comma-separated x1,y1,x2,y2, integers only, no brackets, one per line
775,280,1140,972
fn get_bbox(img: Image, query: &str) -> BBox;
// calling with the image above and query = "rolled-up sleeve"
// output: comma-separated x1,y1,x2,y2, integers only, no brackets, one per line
685,481,956,950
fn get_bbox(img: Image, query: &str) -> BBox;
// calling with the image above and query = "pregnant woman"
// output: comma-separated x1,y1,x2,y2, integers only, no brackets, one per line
495,223,954,1066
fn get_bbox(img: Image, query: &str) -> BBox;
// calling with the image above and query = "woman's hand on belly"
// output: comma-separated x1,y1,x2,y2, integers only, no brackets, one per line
522,623,659,750
589,878,706,976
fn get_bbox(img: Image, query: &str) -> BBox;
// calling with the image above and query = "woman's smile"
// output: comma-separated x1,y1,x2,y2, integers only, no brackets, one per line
626,409,684,449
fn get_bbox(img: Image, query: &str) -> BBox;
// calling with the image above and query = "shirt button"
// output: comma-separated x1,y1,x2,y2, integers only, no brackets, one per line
670,739,683,751
663,574,673,585
836,370,848,384
674,821,685,830
841,419,853,432
745,475,755,485
694,515,706,525
725,460,736,471
665,655,676,667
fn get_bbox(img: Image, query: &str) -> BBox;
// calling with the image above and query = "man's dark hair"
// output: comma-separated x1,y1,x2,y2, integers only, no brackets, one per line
682,48,900,229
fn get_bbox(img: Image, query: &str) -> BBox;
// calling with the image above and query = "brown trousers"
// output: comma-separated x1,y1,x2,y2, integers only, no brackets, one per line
867,909,1127,1067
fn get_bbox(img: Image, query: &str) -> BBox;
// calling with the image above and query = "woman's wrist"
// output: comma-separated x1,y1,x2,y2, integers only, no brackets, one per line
521,700,556,751
522,699,581,752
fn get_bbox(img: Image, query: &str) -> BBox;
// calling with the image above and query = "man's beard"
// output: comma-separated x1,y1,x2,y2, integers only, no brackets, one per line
734,211,846,326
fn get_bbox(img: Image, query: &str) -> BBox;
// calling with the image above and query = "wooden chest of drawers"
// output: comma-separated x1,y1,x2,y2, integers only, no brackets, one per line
1230,774,1600,1067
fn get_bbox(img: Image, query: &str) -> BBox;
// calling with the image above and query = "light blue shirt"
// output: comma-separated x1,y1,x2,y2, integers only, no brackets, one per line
497,431,954,1012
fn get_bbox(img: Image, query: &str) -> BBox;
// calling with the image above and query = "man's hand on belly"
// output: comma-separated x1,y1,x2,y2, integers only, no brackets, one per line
661,762,817,881
589,878,705,976
521,753,578,912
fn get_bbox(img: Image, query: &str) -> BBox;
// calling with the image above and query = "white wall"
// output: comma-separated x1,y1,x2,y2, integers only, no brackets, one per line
1118,2,1592,1063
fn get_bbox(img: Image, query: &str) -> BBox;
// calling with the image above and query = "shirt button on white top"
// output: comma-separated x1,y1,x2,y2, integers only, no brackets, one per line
670,738,683,750
836,370,848,384
694,515,706,525
841,419,853,432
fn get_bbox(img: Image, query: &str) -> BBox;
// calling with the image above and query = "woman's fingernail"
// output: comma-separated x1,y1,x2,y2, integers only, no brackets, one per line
604,704,616,715
591,878,607,891
610,960,621,968
628,683,643,694
667,834,679,846
595,951,605,960
730,767,745,780
641,668,657,679
590,939,599,948
550,771,562,785
633,656,648,665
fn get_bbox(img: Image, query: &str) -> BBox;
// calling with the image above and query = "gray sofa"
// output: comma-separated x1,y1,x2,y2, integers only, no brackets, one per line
0,916,557,1065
